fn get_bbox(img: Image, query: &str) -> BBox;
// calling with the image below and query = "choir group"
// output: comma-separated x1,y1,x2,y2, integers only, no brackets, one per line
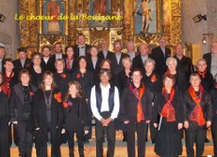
0,34,217,157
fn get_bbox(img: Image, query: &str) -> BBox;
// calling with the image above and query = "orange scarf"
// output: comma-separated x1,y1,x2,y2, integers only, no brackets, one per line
2,72,14,97
129,82,145,122
188,85,206,126
197,70,206,79
161,87,176,122
66,57,74,70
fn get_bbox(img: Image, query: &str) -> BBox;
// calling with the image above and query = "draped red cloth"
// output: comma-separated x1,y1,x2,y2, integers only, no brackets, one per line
188,85,206,126
129,82,145,122
197,70,206,79
66,57,73,70
160,87,176,122
1,72,14,97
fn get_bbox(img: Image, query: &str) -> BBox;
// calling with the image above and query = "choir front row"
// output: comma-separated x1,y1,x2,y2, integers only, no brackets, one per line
0,63,216,157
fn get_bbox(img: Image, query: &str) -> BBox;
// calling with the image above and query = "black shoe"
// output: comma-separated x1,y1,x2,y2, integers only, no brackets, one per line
122,131,127,142
205,138,210,143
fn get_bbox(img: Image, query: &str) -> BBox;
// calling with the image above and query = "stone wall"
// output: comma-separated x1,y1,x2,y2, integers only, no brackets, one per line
207,0,217,45
182,0,208,55
0,0,18,58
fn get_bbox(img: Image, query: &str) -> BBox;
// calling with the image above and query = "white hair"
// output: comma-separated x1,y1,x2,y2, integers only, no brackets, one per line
166,57,177,66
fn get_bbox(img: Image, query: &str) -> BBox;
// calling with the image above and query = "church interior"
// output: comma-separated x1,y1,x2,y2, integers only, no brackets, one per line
0,0,216,59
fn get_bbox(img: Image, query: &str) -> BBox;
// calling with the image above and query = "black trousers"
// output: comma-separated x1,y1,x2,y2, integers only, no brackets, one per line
9,124,19,146
95,112,115,157
35,124,61,157
185,125,206,157
85,102,92,141
148,121,157,143
16,121,33,157
211,118,217,157
67,129,84,157
0,121,10,157
126,118,148,157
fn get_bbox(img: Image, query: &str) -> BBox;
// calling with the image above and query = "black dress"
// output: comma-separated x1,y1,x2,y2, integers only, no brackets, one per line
153,89,183,157
33,88,64,157
53,72,72,97
10,83,37,157
72,70,94,140
117,70,131,96
64,96,89,156
211,85,217,156
28,66,44,88
142,72,162,101
143,72,162,143
0,90,10,157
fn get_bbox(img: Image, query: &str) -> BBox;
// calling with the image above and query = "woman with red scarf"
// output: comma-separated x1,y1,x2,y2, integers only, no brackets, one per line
65,46,77,73
183,73,213,157
211,74,217,156
153,73,183,157
120,68,152,157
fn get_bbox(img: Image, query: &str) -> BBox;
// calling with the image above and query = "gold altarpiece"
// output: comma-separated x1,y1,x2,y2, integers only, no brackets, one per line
18,0,181,53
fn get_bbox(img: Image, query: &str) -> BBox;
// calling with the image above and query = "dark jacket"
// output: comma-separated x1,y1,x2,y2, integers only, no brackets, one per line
64,97,89,133
210,86,217,120
98,50,114,61
132,54,150,73
183,88,213,125
117,70,131,96
196,71,214,93
0,91,9,124
41,56,55,72
111,53,129,75
150,46,171,76
203,52,212,73
10,83,37,123
153,89,184,123
53,72,72,98
28,66,44,88
86,56,103,85
13,58,32,75
120,83,152,121
33,88,64,142
142,73,162,101
72,70,94,99
74,44,92,58
173,71,188,94
174,55,194,82
0,58,5,74
65,57,78,73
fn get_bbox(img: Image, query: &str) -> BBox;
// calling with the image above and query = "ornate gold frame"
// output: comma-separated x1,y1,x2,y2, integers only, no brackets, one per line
18,0,181,54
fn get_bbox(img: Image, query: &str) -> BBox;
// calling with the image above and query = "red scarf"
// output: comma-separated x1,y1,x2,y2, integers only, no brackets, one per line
66,57,73,70
215,83,217,89
197,70,206,79
188,85,206,126
165,70,170,75
2,72,14,97
161,87,176,122
129,82,145,122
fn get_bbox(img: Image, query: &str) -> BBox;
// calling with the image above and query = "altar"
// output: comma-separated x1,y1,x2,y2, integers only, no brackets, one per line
17,0,182,53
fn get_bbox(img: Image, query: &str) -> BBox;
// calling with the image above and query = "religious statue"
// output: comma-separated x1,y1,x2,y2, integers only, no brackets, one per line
134,0,152,32
113,3,123,27
93,0,107,16
47,0,61,33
